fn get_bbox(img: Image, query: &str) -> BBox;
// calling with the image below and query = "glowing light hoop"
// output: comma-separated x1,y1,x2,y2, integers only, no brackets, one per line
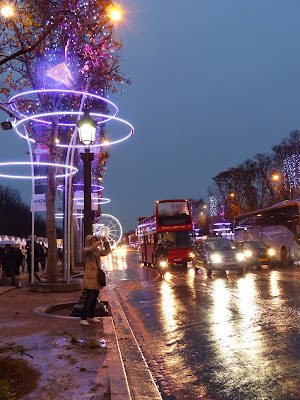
75,197,111,205
0,162,78,179
14,112,134,148
57,183,104,192
55,213,83,219
9,89,119,126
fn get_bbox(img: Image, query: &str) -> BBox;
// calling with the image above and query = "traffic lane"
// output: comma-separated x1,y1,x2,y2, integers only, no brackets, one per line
105,253,300,399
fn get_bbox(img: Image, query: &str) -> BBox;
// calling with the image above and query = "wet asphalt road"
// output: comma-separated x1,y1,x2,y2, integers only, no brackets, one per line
104,251,300,400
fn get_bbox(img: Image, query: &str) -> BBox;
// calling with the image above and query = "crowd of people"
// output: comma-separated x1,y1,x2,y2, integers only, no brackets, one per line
0,241,47,286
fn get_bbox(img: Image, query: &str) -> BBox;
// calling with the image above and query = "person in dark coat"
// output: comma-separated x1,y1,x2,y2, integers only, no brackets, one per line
15,247,24,276
80,235,111,326
26,241,42,282
1,244,17,286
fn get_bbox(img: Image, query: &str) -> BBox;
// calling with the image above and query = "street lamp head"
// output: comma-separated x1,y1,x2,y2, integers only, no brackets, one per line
77,111,97,146
1,4,14,18
272,174,280,181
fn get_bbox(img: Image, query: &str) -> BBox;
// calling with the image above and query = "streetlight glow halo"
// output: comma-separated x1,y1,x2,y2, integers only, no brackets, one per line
1,5,14,18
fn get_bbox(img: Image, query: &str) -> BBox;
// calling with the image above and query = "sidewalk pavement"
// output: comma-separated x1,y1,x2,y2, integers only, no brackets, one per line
0,270,162,400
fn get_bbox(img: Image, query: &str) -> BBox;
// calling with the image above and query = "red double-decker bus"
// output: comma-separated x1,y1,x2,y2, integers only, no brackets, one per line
137,199,193,267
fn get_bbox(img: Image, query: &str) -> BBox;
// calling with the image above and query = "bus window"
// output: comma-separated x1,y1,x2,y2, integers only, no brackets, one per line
157,201,191,226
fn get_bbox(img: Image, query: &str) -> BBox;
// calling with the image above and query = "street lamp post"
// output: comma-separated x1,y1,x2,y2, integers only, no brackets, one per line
77,111,97,238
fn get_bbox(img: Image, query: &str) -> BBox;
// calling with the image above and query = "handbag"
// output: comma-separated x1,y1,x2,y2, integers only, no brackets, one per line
98,268,106,287
95,255,106,286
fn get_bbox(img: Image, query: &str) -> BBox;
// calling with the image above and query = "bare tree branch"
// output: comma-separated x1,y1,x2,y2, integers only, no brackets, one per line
0,16,63,66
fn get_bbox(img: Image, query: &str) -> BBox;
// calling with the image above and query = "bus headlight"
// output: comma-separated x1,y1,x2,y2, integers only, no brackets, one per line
268,248,275,256
211,254,222,263
189,252,195,258
244,250,252,257
236,252,245,261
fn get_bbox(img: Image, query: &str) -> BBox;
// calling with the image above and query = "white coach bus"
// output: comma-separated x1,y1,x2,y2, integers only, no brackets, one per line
233,199,300,267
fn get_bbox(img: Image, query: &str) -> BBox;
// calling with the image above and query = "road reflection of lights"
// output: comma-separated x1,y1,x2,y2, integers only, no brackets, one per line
163,271,171,281
102,254,114,271
270,271,281,298
115,247,127,257
103,253,128,271
237,275,256,317
186,268,196,297
160,281,179,334
211,280,232,353
211,275,265,380
237,275,260,351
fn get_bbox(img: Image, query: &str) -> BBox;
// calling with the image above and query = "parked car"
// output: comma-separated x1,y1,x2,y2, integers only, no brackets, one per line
237,241,276,268
191,238,246,276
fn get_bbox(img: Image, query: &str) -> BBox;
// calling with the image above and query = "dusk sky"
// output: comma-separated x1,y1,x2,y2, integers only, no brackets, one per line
1,1,300,234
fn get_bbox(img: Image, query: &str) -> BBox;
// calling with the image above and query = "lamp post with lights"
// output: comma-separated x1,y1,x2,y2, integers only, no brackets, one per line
77,111,97,238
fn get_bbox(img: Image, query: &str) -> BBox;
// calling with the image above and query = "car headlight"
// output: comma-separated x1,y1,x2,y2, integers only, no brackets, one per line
190,252,195,258
244,250,252,257
268,248,275,256
236,252,245,261
211,253,222,263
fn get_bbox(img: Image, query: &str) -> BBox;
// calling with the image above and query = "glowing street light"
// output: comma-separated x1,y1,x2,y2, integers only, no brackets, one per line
1,4,14,18
230,193,235,198
272,174,280,181
109,7,122,22
77,110,97,146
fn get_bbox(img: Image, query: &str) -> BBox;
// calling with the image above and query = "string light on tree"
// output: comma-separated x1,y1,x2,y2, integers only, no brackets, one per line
284,154,300,190
210,195,218,217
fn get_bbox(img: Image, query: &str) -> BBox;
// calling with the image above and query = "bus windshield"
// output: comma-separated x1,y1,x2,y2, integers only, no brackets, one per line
158,230,193,249
157,201,191,226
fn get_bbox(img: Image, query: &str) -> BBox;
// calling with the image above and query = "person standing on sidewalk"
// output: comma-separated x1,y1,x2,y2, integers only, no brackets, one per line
1,244,17,286
26,241,42,282
80,235,111,326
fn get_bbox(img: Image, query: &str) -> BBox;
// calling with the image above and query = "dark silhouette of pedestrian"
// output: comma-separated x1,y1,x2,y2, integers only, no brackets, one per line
15,247,23,276
1,244,17,286
26,241,42,282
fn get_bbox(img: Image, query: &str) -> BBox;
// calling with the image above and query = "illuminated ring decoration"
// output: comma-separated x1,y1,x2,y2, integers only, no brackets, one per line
94,214,122,247
14,112,134,147
9,89,119,126
57,183,104,192
75,197,111,205
0,162,78,180
55,213,83,219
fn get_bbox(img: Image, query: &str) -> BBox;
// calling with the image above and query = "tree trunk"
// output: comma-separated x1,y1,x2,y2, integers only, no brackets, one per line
46,123,58,284
46,164,58,283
